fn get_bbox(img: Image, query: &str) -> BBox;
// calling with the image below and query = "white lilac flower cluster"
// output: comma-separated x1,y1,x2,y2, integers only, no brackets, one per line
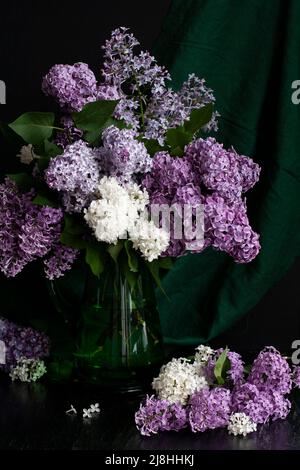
65,403,101,419
84,176,169,261
17,144,40,165
136,345,300,437
83,403,100,418
9,357,47,382
227,412,257,437
152,357,208,405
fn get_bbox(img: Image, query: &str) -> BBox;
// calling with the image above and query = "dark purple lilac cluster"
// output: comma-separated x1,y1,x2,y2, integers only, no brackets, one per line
0,179,64,277
0,317,50,371
55,115,83,149
44,244,79,280
136,346,300,437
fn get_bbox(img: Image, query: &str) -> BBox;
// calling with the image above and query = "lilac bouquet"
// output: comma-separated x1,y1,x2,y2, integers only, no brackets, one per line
0,27,260,285
136,346,300,437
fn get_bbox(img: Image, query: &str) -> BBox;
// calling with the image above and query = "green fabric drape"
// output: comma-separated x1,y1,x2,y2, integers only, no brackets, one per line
154,0,300,345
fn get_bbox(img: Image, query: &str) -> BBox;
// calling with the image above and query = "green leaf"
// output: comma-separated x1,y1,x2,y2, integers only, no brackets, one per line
43,139,62,157
166,127,193,155
60,215,86,249
158,257,173,270
85,242,106,277
146,259,168,297
72,100,119,142
7,172,34,191
214,348,231,385
47,359,73,381
64,215,85,235
60,231,86,250
8,112,55,144
84,129,101,144
184,103,213,134
107,240,124,263
170,146,184,157
32,193,58,208
100,117,127,132
142,138,163,156
124,240,139,272
86,117,127,144
0,121,24,147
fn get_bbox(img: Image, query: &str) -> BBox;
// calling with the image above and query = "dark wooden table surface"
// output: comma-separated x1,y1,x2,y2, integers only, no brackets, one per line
1,374,300,451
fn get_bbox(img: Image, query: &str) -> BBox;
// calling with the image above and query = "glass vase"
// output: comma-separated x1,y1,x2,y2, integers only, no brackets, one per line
48,261,164,392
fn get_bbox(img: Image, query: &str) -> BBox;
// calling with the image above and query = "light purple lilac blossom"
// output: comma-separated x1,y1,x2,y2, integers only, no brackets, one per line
188,387,231,432
292,366,300,389
232,383,291,424
142,148,260,261
42,62,119,112
185,137,260,201
248,346,292,395
144,75,219,144
204,194,261,263
135,395,187,436
42,63,98,112
45,140,100,213
96,125,152,182
0,317,50,371
0,179,63,277
100,27,217,143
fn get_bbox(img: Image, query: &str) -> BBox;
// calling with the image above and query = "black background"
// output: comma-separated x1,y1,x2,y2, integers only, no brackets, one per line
0,0,299,351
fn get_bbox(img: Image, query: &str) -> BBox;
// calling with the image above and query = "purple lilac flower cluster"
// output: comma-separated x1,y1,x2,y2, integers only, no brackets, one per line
42,28,217,143
0,179,64,277
42,62,119,112
44,244,79,280
0,317,50,371
204,195,260,263
142,141,261,261
185,137,260,201
96,125,152,182
135,395,187,436
102,29,218,143
135,346,300,437
204,348,244,386
45,140,101,213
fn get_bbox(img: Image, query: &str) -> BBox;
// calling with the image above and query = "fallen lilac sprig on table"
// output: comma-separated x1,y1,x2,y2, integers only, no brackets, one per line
135,346,300,437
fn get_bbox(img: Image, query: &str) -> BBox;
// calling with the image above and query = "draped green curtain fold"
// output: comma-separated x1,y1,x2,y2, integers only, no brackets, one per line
154,0,300,345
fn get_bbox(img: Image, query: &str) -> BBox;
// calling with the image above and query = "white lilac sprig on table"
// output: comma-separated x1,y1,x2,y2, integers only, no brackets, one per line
0,317,49,382
135,346,300,437
0,26,261,287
